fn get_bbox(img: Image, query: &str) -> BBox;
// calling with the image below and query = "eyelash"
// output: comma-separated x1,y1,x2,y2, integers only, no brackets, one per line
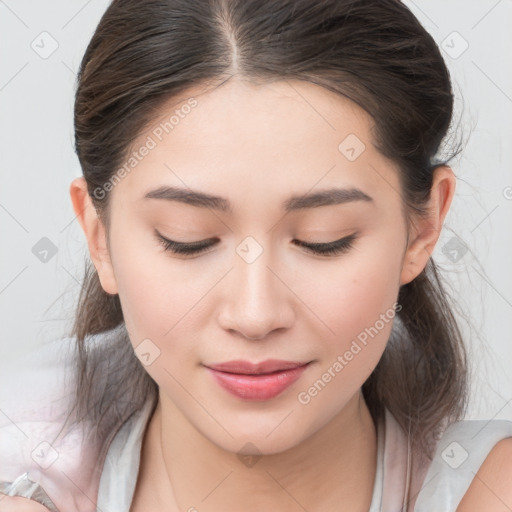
155,231,358,257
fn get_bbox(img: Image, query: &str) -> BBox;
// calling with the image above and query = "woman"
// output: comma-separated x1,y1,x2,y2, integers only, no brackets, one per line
1,0,511,510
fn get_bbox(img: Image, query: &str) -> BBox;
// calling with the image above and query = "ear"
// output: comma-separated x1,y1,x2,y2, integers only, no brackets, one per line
400,165,456,286
69,177,118,295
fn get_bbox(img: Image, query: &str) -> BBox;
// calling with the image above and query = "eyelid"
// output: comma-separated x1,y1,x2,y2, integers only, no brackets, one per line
154,229,358,258
293,233,358,256
155,230,217,255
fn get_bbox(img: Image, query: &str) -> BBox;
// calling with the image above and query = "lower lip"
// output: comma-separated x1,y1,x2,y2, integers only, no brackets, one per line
206,364,310,401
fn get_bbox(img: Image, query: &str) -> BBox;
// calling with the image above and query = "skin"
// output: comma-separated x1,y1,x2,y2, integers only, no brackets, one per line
456,438,512,511
69,78,456,511
0,496,51,511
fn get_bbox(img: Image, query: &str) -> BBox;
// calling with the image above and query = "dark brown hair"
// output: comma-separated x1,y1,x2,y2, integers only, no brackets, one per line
69,0,469,460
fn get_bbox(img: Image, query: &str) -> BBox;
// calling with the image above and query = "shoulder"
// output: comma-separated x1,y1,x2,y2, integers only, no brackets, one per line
457,436,512,511
412,416,512,511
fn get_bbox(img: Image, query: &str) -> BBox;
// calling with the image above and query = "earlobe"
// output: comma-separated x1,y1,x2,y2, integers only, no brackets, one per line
399,166,456,286
69,177,119,295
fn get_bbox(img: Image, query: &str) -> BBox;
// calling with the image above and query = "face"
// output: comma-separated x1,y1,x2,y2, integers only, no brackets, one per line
97,78,411,454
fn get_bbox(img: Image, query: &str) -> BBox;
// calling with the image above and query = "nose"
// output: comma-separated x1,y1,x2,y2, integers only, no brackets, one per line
217,241,294,341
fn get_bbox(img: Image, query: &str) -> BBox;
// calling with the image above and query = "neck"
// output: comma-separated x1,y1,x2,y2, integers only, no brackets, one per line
137,390,377,512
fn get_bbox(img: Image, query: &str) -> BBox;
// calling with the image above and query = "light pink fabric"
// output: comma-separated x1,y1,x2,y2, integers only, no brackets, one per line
0,338,107,511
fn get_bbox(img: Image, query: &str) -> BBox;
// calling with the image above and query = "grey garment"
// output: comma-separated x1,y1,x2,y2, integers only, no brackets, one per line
97,404,512,512
368,409,386,512
0,472,60,511
414,417,512,511
96,398,156,512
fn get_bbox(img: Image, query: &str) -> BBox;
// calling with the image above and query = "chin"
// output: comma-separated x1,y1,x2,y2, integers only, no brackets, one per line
200,418,313,458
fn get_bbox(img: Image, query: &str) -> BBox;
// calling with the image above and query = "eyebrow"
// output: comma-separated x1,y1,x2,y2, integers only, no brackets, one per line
144,186,374,213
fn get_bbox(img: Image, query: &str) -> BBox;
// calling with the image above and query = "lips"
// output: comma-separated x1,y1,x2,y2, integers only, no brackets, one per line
204,359,311,401
206,359,309,375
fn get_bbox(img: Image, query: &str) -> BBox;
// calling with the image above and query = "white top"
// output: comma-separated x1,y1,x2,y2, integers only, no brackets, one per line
95,398,512,512
1,331,512,511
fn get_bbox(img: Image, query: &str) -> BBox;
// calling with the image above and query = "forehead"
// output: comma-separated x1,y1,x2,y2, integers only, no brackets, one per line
112,78,401,213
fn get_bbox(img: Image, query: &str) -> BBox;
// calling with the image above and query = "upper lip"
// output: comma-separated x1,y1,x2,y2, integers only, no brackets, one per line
205,359,310,375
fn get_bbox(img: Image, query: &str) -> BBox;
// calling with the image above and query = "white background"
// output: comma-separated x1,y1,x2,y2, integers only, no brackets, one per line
0,0,511,421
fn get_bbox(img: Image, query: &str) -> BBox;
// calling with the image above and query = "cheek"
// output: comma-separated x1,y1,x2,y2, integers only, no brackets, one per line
108,229,201,348
111,246,208,389
295,247,402,419
311,240,402,343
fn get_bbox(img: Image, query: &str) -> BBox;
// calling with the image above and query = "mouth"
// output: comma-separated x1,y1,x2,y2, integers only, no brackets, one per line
203,359,312,401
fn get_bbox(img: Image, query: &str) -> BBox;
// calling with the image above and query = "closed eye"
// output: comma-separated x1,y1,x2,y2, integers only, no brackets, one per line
293,233,357,256
155,231,358,258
